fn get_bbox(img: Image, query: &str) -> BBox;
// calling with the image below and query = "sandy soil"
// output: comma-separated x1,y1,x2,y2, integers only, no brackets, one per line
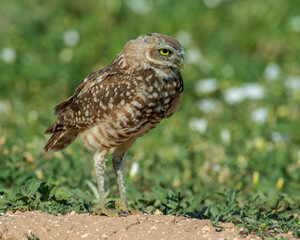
0,211,296,240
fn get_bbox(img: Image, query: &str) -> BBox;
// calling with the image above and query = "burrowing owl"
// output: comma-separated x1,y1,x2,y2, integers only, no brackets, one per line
44,33,184,216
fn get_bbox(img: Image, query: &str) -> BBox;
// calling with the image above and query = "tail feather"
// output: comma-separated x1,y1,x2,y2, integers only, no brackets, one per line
44,95,78,151
53,96,73,115
44,130,78,152
44,123,55,135
44,124,64,135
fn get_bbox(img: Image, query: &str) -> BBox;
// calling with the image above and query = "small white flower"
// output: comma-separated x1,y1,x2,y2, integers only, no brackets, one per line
285,76,300,91
270,132,290,142
186,47,202,64
176,31,192,46
197,99,219,113
0,101,9,114
289,16,300,32
195,78,219,94
130,162,139,177
243,83,265,100
264,62,280,81
63,29,80,47
271,132,284,142
224,83,265,104
251,107,268,124
125,0,150,15
189,118,207,134
223,87,245,105
213,164,221,172
1,47,16,63
220,128,231,144
203,0,221,8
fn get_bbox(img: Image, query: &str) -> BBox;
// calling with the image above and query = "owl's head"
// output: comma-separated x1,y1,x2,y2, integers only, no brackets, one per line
122,33,184,70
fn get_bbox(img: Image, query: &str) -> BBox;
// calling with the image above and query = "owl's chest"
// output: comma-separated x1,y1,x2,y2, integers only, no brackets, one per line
142,76,183,117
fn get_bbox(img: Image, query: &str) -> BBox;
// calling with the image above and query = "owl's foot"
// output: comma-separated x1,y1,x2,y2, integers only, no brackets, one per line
92,205,127,217
113,200,145,215
92,201,147,216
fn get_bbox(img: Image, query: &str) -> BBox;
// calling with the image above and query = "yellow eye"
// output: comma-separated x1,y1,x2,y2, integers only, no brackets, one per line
159,49,171,56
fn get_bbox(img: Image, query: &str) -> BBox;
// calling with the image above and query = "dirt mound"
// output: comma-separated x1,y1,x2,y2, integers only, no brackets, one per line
0,211,296,240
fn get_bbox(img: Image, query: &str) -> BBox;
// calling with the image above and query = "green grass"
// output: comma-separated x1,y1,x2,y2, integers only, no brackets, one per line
0,0,300,239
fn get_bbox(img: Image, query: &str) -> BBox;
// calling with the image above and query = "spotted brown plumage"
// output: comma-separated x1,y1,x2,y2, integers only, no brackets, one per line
44,33,184,216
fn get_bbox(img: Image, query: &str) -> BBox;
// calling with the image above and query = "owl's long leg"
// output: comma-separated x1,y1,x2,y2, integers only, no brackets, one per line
93,150,108,208
92,149,125,217
112,138,142,215
112,149,129,211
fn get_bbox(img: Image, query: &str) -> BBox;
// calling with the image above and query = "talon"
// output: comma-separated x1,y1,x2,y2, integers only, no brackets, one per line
115,201,145,215
118,211,128,217
107,201,116,209
92,205,126,217
140,209,150,215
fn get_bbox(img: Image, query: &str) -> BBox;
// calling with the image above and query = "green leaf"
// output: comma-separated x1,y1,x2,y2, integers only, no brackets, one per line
50,186,73,201
20,179,43,197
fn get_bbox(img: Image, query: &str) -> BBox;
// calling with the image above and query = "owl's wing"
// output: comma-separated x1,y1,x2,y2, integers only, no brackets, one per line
52,69,108,116
44,68,151,152
45,68,155,134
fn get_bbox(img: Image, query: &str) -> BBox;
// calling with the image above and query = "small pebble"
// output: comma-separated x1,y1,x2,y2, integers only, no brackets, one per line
154,209,163,215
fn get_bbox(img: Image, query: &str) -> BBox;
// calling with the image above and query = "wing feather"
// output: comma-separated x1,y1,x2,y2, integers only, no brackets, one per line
46,68,154,133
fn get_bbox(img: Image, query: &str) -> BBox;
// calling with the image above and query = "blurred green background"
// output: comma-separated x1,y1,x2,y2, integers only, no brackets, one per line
0,0,300,225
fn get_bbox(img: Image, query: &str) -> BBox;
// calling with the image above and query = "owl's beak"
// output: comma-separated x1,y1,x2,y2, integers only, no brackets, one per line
179,60,184,69
179,48,185,69
175,57,184,68
176,59,184,69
